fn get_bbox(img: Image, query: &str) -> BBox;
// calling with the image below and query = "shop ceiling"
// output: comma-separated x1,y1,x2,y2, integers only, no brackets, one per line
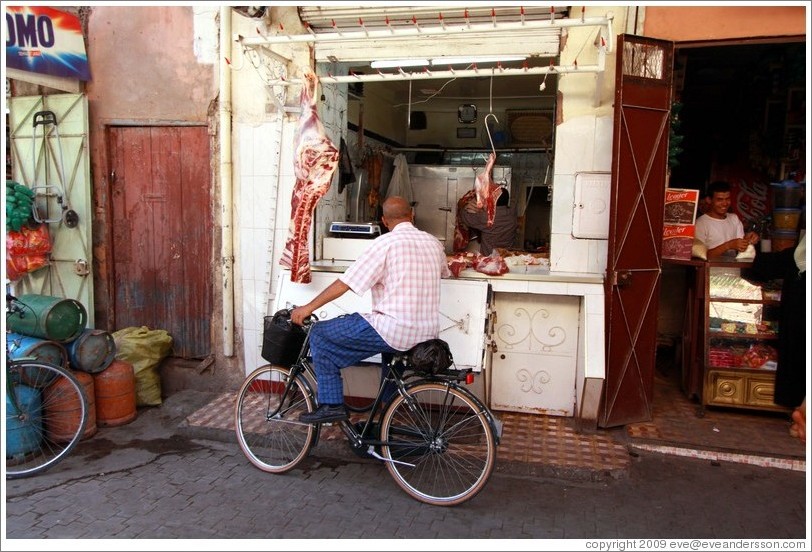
239,6,613,103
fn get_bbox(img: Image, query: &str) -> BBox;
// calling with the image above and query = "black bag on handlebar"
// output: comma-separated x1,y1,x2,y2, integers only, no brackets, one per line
407,338,453,375
261,309,306,367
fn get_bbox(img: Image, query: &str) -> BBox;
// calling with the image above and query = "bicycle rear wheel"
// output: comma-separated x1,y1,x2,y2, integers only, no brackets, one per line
234,365,316,473
6,360,89,479
380,382,496,506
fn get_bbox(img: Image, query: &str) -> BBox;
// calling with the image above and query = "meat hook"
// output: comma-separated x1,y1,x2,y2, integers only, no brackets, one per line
484,113,499,156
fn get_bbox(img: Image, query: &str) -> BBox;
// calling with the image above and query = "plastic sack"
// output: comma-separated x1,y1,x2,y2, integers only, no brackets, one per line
261,309,306,367
6,253,49,282
6,180,35,232
735,243,756,261
407,339,453,375
112,326,173,406
6,224,51,281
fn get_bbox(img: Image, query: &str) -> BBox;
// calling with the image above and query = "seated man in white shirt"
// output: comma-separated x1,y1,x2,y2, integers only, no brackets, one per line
694,181,759,258
290,196,451,423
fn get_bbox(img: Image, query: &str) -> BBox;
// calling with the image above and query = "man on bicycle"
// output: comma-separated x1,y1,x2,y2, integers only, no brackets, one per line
290,195,451,423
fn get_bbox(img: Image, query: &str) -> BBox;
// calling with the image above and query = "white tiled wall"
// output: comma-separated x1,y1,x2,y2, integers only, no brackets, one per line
549,114,613,274
236,119,297,373
236,76,350,374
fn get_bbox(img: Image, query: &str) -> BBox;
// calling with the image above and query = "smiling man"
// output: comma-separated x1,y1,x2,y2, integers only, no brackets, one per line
694,181,759,258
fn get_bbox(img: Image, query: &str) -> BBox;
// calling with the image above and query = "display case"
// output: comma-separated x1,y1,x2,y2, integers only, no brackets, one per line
701,261,787,412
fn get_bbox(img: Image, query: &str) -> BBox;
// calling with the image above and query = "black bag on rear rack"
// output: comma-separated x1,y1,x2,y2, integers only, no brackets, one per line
261,309,307,367
407,338,453,376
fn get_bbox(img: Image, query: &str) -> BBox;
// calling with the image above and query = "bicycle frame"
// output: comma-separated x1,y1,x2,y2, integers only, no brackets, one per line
236,314,501,505
279,321,501,463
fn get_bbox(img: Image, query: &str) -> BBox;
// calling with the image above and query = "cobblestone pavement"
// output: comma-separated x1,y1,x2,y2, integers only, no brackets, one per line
3,390,809,547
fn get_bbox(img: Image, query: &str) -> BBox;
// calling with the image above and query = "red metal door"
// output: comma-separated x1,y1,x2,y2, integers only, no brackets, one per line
601,35,674,427
109,126,212,358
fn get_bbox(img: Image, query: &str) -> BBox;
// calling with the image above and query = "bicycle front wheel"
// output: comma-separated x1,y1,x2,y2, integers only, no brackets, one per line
234,365,316,473
380,382,496,506
6,360,89,479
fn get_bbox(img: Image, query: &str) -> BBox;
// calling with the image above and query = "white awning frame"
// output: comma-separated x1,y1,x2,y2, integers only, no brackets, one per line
232,6,612,108
238,13,614,52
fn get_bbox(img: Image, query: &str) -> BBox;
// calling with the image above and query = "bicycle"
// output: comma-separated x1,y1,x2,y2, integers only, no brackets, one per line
5,292,89,479
235,312,501,506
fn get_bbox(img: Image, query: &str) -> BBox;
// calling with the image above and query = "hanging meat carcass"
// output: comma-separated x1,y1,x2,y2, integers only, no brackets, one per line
452,154,502,252
279,70,340,284
475,152,500,227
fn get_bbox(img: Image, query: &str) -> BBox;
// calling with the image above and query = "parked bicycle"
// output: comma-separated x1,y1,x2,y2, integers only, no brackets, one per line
235,310,501,506
5,292,89,479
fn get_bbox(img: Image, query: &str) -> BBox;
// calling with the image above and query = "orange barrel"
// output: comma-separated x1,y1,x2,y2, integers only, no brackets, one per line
92,359,137,427
43,371,88,443
71,370,97,440
68,329,117,374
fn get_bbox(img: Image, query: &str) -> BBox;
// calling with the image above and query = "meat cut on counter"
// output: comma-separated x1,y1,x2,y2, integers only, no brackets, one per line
447,249,548,277
446,251,509,277
279,70,340,284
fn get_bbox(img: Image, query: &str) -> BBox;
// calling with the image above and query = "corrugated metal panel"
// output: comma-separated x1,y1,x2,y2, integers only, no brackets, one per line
298,6,567,63
298,6,569,30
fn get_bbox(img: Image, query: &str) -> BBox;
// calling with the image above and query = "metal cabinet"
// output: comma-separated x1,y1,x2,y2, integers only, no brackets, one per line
489,292,580,416
409,165,511,254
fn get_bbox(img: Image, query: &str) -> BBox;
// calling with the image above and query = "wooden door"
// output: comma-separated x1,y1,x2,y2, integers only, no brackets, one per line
109,126,212,359
601,35,674,427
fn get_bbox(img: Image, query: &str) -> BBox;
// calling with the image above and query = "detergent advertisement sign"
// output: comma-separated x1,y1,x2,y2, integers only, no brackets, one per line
5,6,90,81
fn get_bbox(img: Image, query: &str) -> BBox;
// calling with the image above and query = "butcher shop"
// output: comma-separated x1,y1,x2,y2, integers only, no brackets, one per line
227,5,619,426
222,5,806,428
7,5,803,435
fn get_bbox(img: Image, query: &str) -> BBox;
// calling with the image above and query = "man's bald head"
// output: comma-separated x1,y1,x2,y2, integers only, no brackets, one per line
382,196,413,227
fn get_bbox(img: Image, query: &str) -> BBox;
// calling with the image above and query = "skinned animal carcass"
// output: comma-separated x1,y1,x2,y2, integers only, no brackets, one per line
279,70,339,283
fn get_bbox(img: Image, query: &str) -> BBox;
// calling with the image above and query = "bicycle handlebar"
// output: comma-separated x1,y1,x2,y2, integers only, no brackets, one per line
6,293,25,316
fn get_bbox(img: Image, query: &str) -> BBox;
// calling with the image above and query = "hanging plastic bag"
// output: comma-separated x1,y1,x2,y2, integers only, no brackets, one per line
112,326,174,406
5,224,51,281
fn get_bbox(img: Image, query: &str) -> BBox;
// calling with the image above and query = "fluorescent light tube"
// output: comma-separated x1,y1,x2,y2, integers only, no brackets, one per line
430,56,526,66
370,58,429,69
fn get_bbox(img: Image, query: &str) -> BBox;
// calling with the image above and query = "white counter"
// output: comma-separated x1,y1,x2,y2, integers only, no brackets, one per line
307,259,606,418
312,259,603,285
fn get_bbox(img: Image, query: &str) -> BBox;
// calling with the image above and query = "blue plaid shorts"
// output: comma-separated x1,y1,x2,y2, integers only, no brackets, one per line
308,313,399,405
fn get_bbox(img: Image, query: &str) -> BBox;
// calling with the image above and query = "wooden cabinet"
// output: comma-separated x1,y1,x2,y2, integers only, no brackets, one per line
700,261,787,413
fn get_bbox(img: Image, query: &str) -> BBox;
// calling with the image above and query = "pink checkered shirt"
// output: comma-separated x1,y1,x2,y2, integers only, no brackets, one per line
340,222,451,350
